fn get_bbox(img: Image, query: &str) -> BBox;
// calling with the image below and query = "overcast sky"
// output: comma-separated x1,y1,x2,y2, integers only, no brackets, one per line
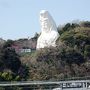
0,0,90,40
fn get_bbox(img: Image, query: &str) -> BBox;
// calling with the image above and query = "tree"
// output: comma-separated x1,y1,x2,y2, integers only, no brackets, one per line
33,32,39,39
84,45,90,59
61,48,84,65
80,21,90,27
3,40,14,48
2,47,21,72
58,23,79,35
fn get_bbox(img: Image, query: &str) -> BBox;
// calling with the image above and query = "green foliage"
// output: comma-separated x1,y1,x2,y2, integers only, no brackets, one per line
21,45,84,80
14,75,21,81
0,87,5,90
59,27,90,55
84,45,90,59
60,31,75,47
33,32,39,40
2,47,21,72
20,21,90,80
0,40,29,81
3,40,14,48
80,21,90,27
58,23,79,35
0,71,21,81
18,65,29,80
1,72,13,81
61,48,84,65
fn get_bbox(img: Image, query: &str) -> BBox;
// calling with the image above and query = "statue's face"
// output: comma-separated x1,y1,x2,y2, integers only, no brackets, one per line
40,11,50,33
40,19,50,32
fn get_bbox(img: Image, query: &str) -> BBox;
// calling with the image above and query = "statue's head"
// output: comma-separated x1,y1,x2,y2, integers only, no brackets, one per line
40,10,57,33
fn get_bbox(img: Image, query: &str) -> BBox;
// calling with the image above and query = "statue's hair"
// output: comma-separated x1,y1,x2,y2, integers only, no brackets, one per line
40,10,57,32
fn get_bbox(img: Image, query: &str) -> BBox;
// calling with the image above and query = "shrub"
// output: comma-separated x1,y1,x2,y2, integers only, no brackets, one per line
84,45,90,59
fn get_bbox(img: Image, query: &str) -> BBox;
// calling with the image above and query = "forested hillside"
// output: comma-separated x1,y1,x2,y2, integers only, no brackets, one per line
0,21,90,81
21,21,90,80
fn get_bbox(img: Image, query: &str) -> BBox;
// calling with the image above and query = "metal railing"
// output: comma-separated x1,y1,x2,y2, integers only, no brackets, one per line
0,80,90,90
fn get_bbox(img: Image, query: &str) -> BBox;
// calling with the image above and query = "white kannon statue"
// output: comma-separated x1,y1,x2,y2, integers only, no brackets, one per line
36,10,59,49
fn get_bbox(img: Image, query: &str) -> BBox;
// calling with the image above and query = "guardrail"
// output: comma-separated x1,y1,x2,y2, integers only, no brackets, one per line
0,80,90,90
